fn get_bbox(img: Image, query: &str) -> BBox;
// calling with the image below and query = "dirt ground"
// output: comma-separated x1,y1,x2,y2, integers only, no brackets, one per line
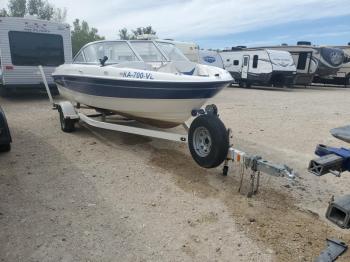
1,85,350,261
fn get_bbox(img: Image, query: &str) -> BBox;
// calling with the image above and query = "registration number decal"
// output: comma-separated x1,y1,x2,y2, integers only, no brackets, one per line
121,71,154,80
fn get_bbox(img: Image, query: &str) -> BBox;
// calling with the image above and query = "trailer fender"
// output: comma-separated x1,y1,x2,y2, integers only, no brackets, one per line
56,101,79,120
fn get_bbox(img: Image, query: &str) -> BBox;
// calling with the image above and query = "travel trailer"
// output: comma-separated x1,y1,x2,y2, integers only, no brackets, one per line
0,16,72,95
160,39,199,62
262,42,346,85
198,50,224,68
321,44,350,86
220,48,296,87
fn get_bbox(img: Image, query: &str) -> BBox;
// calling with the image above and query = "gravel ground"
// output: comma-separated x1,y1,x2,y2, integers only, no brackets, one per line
1,85,350,261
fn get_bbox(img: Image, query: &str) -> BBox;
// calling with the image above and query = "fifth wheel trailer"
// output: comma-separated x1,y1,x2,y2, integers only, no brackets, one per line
0,16,72,96
219,48,296,87
317,44,350,87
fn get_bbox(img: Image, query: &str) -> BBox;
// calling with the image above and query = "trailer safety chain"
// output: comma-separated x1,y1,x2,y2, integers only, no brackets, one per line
226,128,295,197
248,170,261,197
238,159,261,197
238,163,245,193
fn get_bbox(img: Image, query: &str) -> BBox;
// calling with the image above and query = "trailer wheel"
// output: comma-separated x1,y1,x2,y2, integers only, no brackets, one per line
188,115,229,168
0,143,11,152
58,107,75,133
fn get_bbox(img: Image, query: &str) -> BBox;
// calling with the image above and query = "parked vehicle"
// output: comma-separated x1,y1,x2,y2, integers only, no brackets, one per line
53,40,233,129
262,42,346,85
198,50,224,68
220,47,296,87
317,44,350,87
0,106,11,152
0,16,72,96
159,39,200,62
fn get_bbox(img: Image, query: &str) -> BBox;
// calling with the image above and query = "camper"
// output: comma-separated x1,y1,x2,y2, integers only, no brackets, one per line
262,42,345,85
0,16,72,95
321,44,350,86
159,39,199,62
219,48,296,87
198,49,224,68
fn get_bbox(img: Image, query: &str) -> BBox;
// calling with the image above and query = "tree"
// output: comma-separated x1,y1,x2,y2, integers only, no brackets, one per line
71,19,105,56
37,1,54,20
3,0,66,21
52,7,67,23
0,8,8,17
8,0,26,17
27,0,44,15
118,26,156,40
118,28,130,40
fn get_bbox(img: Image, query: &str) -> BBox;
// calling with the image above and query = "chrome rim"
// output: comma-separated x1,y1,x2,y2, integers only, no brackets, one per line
193,126,212,157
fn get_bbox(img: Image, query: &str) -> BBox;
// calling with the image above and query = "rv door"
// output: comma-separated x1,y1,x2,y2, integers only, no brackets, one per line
241,55,249,79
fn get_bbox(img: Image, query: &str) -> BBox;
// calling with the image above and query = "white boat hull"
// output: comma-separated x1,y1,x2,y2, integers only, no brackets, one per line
58,85,207,127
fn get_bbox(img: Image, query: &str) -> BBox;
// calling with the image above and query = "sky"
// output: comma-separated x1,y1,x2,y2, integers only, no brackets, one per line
1,0,350,49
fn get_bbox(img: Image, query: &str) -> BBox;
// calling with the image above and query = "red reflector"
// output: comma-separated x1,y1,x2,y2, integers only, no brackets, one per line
5,65,14,70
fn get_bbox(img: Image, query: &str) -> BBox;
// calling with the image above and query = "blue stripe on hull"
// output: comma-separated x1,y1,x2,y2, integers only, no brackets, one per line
53,75,228,99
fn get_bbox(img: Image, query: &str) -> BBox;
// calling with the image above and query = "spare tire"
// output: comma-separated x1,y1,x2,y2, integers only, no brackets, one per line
188,115,229,168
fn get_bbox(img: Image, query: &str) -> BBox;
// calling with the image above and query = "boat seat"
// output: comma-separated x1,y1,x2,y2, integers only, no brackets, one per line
330,125,350,143
156,62,181,74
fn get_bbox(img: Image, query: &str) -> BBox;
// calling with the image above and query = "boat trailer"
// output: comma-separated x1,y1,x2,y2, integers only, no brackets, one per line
40,66,295,195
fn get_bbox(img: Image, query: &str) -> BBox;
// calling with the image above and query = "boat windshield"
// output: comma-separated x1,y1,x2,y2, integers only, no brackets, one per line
130,41,167,62
82,41,139,64
75,40,189,64
157,42,189,61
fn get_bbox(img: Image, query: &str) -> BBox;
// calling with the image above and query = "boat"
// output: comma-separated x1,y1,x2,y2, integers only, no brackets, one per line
52,40,233,128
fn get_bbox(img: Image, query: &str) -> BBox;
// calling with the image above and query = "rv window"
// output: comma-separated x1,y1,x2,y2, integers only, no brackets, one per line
8,31,64,66
243,57,249,66
233,60,239,66
226,59,230,62
297,52,308,70
253,55,258,68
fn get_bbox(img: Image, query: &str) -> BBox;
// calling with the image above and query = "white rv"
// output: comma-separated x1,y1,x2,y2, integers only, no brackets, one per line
220,48,296,87
324,45,350,86
198,49,224,68
262,42,346,85
0,17,72,95
160,39,199,62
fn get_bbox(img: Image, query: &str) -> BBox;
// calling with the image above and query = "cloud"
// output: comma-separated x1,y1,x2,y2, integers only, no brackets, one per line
2,0,350,42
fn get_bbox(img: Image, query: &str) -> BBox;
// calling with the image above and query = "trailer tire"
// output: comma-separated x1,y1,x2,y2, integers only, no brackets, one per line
0,143,11,152
58,107,75,133
188,115,229,168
